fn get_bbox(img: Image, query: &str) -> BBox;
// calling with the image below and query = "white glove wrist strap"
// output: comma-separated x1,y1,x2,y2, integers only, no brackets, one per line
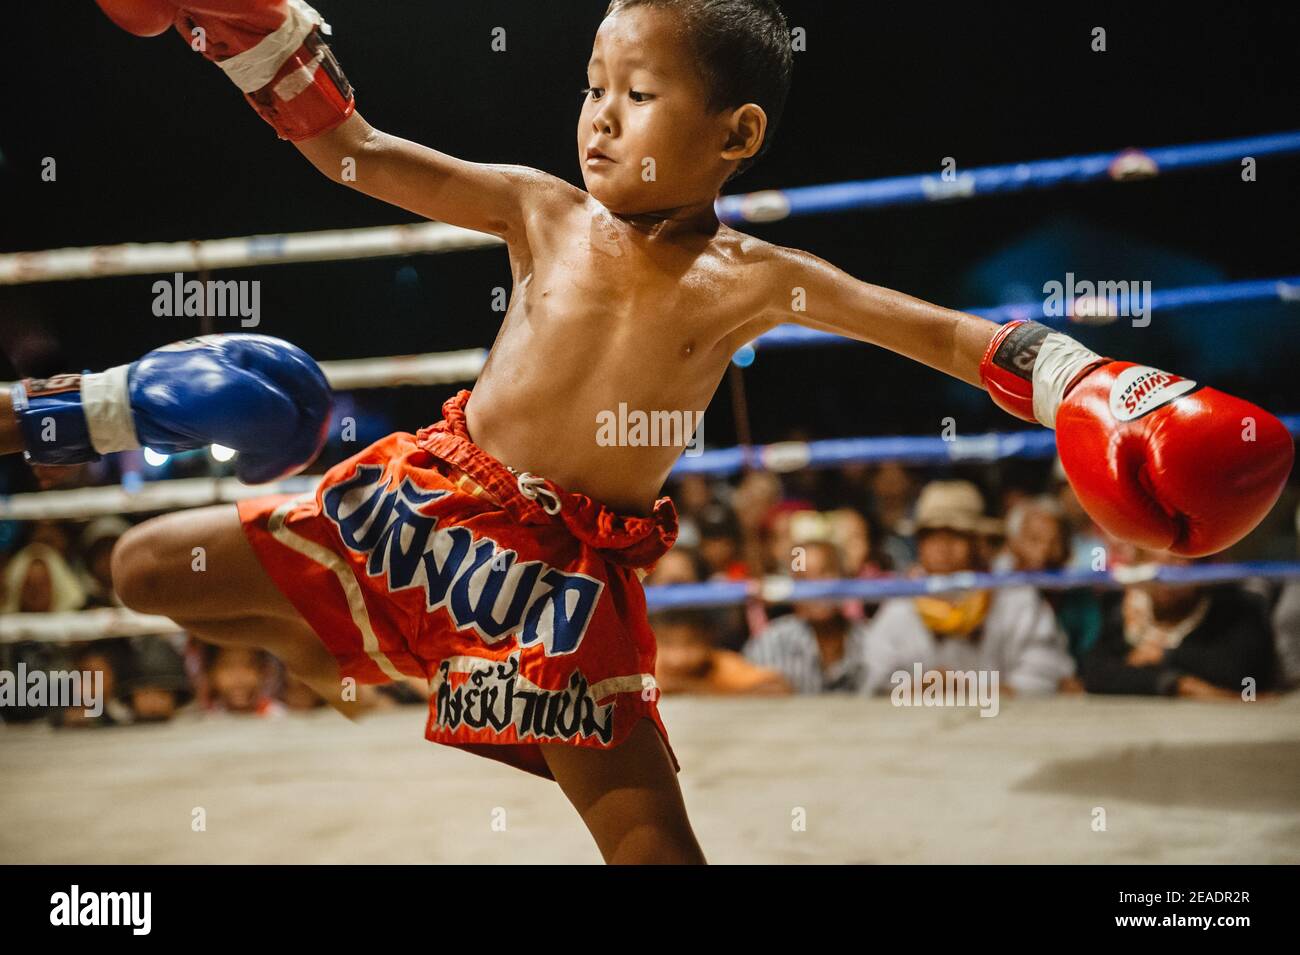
82,364,140,454
1032,333,1102,429
216,0,325,93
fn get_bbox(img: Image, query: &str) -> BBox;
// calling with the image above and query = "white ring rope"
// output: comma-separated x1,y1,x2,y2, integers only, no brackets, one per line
1,608,181,644
0,475,318,520
319,349,486,390
0,349,488,394
0,221,503,286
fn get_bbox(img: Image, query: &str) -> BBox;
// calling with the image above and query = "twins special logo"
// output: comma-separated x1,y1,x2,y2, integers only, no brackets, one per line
322,465,603,656
1108,365,1197,421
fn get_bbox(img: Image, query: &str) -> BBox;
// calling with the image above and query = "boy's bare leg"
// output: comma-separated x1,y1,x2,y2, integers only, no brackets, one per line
540,718,706,865
112,504,364,716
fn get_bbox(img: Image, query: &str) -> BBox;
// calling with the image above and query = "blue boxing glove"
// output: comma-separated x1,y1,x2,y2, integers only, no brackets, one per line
11,334,332,484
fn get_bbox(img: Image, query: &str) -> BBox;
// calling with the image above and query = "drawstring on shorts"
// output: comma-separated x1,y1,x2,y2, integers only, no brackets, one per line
511,468,562,515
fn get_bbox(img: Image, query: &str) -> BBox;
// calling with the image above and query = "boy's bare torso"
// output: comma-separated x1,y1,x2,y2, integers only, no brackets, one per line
468,184,778,514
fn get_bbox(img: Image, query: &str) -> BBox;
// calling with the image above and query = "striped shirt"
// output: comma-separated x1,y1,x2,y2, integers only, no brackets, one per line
744,615,873,694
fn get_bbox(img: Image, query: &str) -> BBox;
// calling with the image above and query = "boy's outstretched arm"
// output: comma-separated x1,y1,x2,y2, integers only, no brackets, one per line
97,0,550,238
767,245,1293,558
765,247,996,387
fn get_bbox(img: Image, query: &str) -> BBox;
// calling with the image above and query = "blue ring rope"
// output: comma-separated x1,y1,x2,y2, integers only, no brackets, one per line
645,561,1300,611
715,130,1300,223
752,276,1300,350
670,417,1299,477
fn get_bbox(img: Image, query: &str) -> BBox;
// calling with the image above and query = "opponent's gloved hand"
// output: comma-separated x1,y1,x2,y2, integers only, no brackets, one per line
11,334,332,485
95,0,354,141
980,320,1294,557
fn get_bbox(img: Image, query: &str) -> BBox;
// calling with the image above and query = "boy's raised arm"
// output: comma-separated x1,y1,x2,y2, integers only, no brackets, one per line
97,0,543,238
295,115,544,239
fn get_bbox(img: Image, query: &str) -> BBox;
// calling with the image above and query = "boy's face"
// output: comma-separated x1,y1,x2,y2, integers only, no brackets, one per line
579,7,731,213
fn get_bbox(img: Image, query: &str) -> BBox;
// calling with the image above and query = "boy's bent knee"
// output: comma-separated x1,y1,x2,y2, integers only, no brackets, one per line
111,520,181,615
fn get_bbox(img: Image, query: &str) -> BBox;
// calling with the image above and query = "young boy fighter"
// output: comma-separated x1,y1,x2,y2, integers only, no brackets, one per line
5,0,1290,862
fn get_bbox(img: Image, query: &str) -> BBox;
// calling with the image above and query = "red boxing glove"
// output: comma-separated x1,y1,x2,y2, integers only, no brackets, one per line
96,0,177,36
981,320,1294,557
99,0,355,141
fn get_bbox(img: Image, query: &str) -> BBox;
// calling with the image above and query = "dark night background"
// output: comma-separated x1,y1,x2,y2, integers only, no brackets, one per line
1,1,1298,470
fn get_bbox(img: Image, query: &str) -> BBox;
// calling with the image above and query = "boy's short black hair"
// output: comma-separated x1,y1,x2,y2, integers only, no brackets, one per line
603,0,792,175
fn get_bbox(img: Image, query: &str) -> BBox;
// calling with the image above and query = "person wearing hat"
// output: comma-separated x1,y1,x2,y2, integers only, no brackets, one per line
120,635,196,722
862,480,1075,697
745,538,874,694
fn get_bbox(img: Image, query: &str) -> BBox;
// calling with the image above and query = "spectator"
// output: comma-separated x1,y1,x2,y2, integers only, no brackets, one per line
653,610,789,695
28,519,73,558
863,480,1075,696
646,546,712,586
869,462,917,570
1273,581,1300,690
1050,459,1109,572
730,470,781,575
695,503,749,580
76,516,132,608
0,543,86,724
975,516,1006,573
120,636,194,722
760,501,816,576
1270,504,1300,690
56,640,133,728
647,544,748,652
1081,548,1277,698
804,507,887,624
674,473,717,522
1001,495,1104,663
745,539,872,693
825,507,888,578
2,542,86,614
204,646,285,717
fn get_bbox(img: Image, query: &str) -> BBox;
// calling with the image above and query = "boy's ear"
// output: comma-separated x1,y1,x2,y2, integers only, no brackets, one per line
721,103,768,163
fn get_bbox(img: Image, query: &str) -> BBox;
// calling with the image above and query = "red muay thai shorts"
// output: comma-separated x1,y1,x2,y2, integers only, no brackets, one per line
238,390,679,779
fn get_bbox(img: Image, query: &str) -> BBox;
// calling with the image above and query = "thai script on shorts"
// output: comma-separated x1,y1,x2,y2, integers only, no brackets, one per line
432,652,615,745
323,465,603,656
